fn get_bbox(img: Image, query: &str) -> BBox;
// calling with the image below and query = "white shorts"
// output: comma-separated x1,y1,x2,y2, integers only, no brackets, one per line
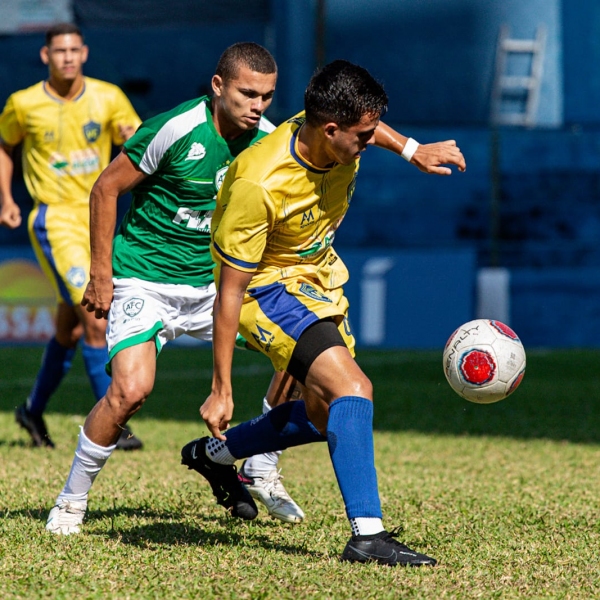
106,277,215,362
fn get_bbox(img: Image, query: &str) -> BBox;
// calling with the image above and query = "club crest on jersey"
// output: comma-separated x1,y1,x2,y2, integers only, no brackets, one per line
123,298,145,317
299,283,332,303
66,267,86,288
83,121,101,143
186,142,206,161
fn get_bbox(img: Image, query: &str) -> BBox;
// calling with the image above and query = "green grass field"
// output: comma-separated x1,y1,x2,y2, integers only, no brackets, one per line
1,346,600,599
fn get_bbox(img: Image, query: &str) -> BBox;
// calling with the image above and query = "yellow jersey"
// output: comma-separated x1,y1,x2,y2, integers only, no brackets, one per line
0,77,140,207
212,113,359,291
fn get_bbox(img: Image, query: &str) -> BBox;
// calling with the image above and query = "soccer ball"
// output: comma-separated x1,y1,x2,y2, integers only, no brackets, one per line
443,319,526,404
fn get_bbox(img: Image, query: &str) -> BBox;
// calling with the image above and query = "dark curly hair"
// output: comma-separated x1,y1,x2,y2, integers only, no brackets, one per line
304,60,388,128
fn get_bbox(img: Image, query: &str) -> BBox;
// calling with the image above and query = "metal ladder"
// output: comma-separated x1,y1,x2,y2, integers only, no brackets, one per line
491,25,546,127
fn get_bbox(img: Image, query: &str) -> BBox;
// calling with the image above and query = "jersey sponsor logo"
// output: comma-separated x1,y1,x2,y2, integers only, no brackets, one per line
66,267,86,288
172,208,213,232
44,131,55,142
296,231,335,258
123,297,145,317
300,210,315,228
83,121,101,143
186,142,206,161
287,116,306,126
299,283,332,303
49,152,69,174
215,166,229,190
69,149,100,175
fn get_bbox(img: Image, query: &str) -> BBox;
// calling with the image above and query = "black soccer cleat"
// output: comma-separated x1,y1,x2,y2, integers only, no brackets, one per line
341,528,437,567
15,404,55,448
181,437,258,520
115,426,144,451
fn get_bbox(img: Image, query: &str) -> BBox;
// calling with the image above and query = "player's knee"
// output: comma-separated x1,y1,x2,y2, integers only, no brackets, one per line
347,374,373,401
55,322,83,348
106,377,152,414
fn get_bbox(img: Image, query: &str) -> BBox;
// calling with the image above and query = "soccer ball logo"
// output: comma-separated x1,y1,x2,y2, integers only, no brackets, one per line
443,319,526,404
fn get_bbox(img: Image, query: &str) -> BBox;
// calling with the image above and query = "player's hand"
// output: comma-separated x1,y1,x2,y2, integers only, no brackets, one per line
0,199,22,229
200,391,234,441
81,276,114,319
411,140,466,175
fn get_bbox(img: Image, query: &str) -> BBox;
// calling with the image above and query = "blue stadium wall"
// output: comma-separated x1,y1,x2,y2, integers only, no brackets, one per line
1,0,599,348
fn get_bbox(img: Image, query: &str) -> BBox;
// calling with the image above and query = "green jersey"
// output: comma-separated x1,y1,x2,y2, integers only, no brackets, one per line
112,96,275,286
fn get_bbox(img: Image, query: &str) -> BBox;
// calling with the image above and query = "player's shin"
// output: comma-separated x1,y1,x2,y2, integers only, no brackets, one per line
210,400,326,464
240,397,281,473
327,396,384,535
57,426,117,503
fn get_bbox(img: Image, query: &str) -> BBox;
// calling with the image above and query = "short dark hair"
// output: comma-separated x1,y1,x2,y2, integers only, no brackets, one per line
215,42,277,82
304,60,388,128
45,23,84,46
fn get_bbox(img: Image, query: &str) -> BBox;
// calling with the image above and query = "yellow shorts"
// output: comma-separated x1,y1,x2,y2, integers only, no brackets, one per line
28,203,90,306
239,277,355,372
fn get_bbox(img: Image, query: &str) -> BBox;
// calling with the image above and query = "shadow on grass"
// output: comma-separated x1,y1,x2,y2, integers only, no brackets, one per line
115,522,322,558
0,439,32,448
2,347,600,445
6,505,322,558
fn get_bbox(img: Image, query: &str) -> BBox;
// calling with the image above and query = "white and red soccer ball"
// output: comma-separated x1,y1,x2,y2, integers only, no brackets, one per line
443,319,526,404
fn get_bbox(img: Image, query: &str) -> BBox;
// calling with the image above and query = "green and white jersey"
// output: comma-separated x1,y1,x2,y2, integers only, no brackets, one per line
113,96,275,286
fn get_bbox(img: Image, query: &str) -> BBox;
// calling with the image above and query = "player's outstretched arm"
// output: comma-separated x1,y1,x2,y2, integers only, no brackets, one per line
373,121,466,175
201,264,254,440
0,144,21,229
82,150,147,319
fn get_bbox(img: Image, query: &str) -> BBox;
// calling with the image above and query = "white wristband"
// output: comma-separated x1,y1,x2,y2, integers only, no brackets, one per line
401,137,419,162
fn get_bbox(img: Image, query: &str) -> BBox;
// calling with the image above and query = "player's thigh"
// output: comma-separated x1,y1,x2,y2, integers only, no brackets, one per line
238,279,355,372
109,340,157,401
265,371,299,407
54,302,83,347
28,204,90,306
182,282,217,342
75,302,108,345
107,279,167,365
304,344,373,403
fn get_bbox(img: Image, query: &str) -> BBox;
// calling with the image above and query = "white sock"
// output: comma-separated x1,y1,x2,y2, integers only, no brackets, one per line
205,437,236,465
351,517,385,536
242,397,281,476
57,427,117,504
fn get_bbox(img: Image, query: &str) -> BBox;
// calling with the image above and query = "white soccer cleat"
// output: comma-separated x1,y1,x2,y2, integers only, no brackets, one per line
239,463,305,524
46,500,87,535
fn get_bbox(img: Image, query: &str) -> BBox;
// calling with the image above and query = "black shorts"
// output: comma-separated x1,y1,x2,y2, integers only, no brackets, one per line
286,318,347,385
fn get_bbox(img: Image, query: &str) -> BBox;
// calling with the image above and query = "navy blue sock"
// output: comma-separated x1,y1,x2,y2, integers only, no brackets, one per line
81,342,111,401
225,400,326,458
27,337,76,417
327,396,382,519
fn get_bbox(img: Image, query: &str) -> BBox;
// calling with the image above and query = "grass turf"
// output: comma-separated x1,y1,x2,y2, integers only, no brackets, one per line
1,346,599,598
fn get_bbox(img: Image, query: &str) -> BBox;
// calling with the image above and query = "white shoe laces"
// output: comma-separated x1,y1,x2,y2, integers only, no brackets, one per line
47,500,86,532
256,470,293,504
